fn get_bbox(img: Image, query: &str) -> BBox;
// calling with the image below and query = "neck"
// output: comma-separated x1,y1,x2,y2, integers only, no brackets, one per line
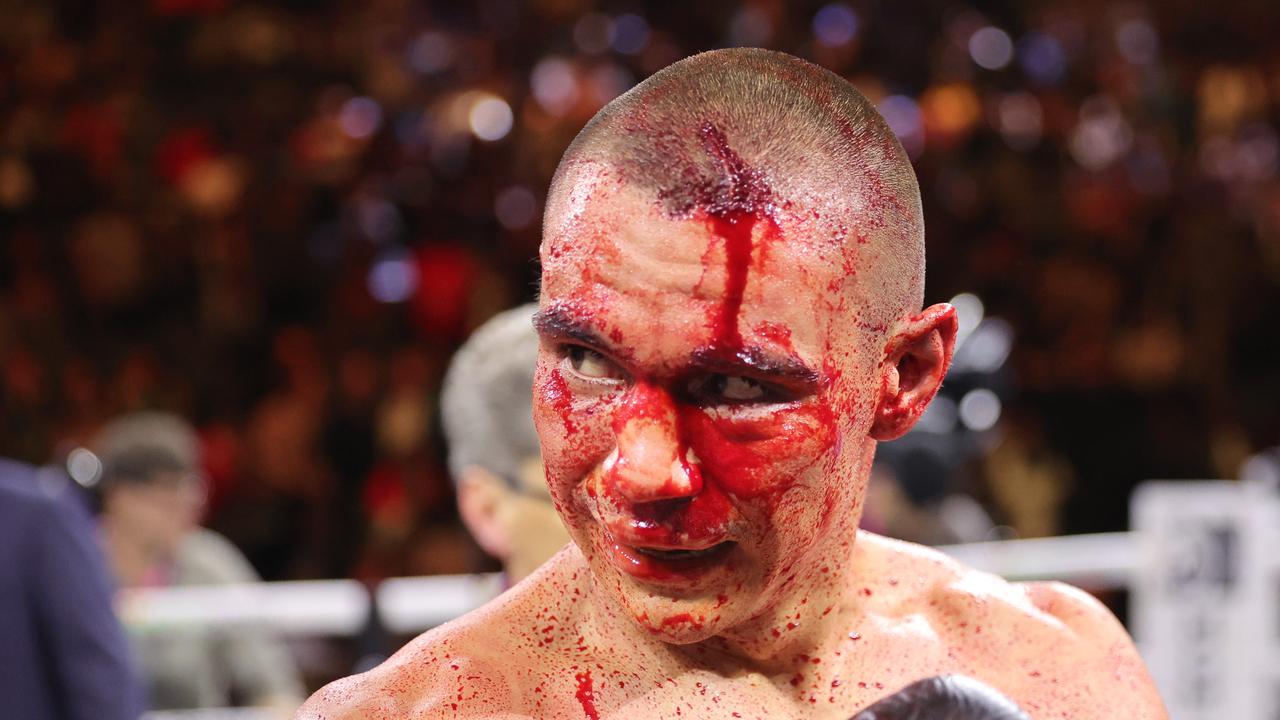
702,440,876,667
582,494,872,676
703,514,866,668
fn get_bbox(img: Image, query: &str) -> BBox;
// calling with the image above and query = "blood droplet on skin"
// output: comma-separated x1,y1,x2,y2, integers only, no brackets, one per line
575,669,600,719
543,369,579,435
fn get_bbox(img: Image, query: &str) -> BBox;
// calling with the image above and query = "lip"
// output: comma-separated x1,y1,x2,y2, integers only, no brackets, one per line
605,531,737,583
583,475,740,584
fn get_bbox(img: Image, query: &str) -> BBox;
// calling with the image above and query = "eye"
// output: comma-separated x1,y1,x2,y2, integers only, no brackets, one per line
705,374,766,402
565,345,625,381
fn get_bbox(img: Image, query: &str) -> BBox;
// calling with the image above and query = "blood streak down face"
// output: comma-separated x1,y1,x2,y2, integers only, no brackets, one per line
532,129,895,644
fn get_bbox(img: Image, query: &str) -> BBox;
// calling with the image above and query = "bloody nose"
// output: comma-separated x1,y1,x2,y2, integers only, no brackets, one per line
605,382,703,504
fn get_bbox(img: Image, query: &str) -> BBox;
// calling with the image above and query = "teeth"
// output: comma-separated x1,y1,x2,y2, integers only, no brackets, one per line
635,544,727,560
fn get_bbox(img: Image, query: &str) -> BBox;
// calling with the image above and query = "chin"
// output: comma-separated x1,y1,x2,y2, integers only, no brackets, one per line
609,576,743,644
630,601,729,644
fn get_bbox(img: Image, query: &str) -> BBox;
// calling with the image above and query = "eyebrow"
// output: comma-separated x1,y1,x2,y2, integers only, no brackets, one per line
690,346,822,387
532,306,610,348
533,306,823,389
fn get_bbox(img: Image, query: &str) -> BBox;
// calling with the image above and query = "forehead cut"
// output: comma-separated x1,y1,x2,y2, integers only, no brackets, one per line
544,47,926,327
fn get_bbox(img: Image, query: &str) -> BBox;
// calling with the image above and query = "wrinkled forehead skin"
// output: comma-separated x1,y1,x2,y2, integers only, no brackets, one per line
537,158,849,356
540,150,916,380
541,49,925,352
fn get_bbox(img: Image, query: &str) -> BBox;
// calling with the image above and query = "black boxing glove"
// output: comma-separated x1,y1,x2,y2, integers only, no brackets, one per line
850,675,1031,720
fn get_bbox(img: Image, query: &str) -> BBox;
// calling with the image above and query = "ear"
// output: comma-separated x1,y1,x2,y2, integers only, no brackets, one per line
870,303,958,441
456,466,513,560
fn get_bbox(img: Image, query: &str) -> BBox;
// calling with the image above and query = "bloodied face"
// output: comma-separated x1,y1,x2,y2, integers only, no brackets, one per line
532,126,913,643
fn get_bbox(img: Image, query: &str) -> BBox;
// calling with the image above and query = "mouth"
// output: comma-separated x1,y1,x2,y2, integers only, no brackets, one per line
633,542,736,562
606,535,738,583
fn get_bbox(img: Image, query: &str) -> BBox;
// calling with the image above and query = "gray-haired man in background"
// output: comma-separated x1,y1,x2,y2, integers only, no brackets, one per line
441,304,569,583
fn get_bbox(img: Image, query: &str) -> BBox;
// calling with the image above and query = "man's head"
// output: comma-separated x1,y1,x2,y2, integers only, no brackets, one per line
441,304,570,581
532,48,956,643
94,412,206,557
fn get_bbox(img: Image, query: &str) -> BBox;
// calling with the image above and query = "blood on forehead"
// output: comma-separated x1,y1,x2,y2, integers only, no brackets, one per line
542,119,910,368
682,122,780,356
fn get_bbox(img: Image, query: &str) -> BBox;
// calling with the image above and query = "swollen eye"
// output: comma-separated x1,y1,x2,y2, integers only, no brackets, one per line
715,375,765,401
567,346,622,380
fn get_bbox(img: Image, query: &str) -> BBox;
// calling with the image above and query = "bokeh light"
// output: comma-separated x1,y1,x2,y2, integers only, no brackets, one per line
338,97,382,140
879,94,925,158
996,92,1043,151
367,248,420,303
587,63,635,108
959,389,1002,431
728,5,772,46
1018,32,1067,86
494,186,538,230
1115,19,1158,66
612,14,650,55
66,447,102,488
813,4,860,47
468,95,513,142
531,58,579,116
950,292,985,344
356,197,403,244
407,31,454,75
969,26,1014,70
1069,95,1133,170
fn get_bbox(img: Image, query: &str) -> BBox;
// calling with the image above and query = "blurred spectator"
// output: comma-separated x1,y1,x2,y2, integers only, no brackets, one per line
0,457,144,720
441,303,569,582
93,412,305,713
865,442,996,546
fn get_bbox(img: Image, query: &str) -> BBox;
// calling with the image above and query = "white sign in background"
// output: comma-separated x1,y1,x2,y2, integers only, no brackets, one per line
1132,480,1280,720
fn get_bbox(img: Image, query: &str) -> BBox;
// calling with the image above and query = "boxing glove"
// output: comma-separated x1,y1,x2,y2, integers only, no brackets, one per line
851,674,1030,720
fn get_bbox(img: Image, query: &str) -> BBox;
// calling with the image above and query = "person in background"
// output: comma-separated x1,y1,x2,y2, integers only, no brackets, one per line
440,303,570,583
0,456,144,720
93,411,305,714
863,444,996,546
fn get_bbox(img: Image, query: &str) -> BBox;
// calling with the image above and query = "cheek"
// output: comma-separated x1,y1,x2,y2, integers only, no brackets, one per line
531,363,616,503
677,401,839,501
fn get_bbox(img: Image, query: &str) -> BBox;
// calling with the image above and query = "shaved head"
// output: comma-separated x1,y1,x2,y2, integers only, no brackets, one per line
544,47,925,329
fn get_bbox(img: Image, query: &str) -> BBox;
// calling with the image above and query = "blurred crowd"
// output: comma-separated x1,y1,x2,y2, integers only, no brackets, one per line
2,0,1278,590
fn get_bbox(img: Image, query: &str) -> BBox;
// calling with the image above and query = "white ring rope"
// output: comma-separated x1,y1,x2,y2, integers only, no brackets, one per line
118,532,1137,635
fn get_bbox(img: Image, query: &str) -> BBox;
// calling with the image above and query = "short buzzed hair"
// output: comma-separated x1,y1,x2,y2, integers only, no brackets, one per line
440,304,542,487
545,48,925,326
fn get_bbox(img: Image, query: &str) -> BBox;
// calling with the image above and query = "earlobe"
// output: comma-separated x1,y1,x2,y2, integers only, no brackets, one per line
456,467,512,560
869,303,958,441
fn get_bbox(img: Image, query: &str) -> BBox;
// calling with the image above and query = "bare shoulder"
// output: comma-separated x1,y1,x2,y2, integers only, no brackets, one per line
854,532,1167,718
854,531,1132,643
851,530,971,590
1019,579,1133,646
295,612,518,719
297,548,589,720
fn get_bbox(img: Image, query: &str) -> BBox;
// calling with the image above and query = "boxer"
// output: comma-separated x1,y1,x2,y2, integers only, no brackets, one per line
300,48,1166,719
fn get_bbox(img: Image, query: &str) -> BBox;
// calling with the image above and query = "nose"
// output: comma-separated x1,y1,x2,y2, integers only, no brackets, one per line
605,382,703,504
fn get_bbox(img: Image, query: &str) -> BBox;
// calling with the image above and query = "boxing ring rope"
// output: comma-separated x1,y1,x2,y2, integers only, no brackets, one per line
130,532,1140,720
938,531,1137,587
119,532,1137,637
